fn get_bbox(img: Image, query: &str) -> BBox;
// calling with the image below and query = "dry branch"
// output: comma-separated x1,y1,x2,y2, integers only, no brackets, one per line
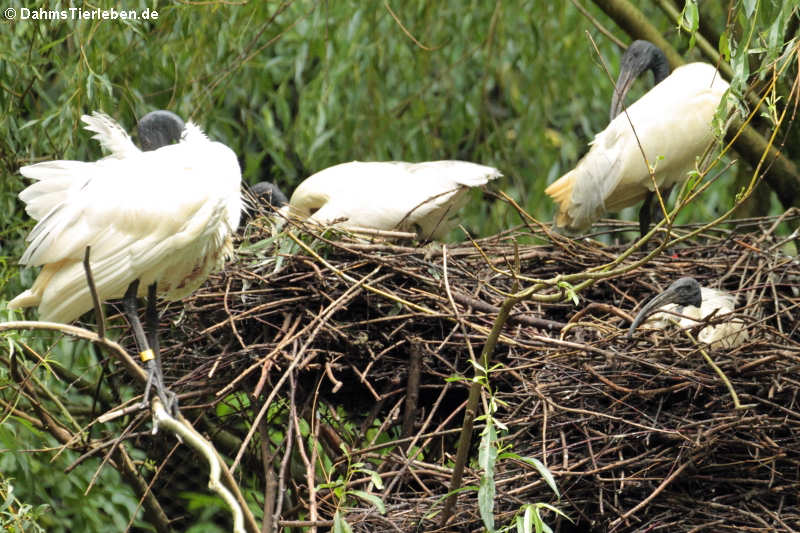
4,213,800,531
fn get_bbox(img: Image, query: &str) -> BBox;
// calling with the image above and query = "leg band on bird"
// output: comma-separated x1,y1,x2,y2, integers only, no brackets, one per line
122,280,178,415
145,283,178,414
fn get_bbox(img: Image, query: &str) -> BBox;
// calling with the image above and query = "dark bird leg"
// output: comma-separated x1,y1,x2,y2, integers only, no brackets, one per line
638,192,654,237
145,283,178,415
122,280,157,408
122,281,177,414
639,186,674,239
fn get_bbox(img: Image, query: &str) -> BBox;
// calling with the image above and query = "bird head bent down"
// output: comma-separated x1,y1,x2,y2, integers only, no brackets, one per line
627,277,702,338
137,110,186,152
609,40,670,121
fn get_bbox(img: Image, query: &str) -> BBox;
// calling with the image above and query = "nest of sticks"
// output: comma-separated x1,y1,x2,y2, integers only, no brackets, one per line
140,212,800,532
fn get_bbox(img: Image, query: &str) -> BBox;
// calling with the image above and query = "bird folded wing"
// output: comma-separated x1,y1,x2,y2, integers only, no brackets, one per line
301,161,499,238
400,160,502,187
14,141,239,322
20,141,235,266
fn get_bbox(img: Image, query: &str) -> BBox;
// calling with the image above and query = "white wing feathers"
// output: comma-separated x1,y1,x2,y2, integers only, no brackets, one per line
80,112,140,158
290,160,500,239
19,113,140,223
547,62,728,232
18,162,90,222
182,122,209,143
10,114,242,324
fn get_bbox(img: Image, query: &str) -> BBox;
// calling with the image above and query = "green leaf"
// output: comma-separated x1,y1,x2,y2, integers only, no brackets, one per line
478,419,498,531
557,281,580,305
764,2,793,73
347,490,386,514
730,44,750,96
0,481,15,514
535,502,571,522
718,31,731,63
332,510,353,533
499,453,560,499
742,0,756,18
684,1,698,31
365,469,384,490
679,1,699,50
515,507,530,533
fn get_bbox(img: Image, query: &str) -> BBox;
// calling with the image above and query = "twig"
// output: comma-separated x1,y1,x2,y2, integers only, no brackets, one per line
608,456,693,531
0,321,146,383
82,246,106,339
402,340,422,438
152,399,247,533
681,328,755,409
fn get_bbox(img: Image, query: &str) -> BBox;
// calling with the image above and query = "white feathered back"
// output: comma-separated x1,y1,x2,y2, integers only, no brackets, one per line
9,112,242,324
546,63,728,232
289,160,501,240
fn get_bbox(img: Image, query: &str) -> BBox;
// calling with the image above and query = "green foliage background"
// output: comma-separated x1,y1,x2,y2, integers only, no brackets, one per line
0,1,795,530
2,1,753,265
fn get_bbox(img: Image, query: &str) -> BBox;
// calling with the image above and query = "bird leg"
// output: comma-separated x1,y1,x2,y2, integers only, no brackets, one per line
638,192,654,238
640,186,675,238
122,281,156,409
146,282,179,415
122,281,177,414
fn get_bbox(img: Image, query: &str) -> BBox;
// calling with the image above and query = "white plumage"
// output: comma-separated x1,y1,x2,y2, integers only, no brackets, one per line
546,52,729,233
641,286,748,349
8,112,242,324
284,160,501,240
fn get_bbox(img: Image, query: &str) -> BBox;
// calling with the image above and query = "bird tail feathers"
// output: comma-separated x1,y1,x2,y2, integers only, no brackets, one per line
7,289,40,311
545,172,578,230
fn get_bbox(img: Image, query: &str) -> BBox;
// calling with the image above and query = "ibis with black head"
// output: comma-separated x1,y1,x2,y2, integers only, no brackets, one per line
241,181,289,226
251,181,289,209
628,277,747,348
9,110,242,411
546,40,729,236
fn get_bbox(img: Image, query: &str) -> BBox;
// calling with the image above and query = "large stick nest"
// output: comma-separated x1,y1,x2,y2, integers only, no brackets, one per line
148,215,799,532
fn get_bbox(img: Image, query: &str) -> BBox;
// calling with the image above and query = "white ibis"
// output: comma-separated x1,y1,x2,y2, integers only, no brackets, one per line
627,277,748,349
8,110,243,409
282,160,501,240
545,40,729,235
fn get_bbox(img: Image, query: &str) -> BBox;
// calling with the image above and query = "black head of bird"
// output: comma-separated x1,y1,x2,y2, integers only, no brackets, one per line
137,110,186,152
610,40,670,121
252,181,289,208
627,277,702,338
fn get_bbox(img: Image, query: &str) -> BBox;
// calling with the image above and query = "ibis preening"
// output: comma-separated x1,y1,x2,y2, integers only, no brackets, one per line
9,110,242,410
627,277,748,349
282,160,501,240
137,110,186,152
545,40,729,235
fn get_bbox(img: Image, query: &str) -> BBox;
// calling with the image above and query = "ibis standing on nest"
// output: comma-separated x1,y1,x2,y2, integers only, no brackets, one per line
627,277,748,348
280,160,501,240
545,40,729,235
9,110,243,411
